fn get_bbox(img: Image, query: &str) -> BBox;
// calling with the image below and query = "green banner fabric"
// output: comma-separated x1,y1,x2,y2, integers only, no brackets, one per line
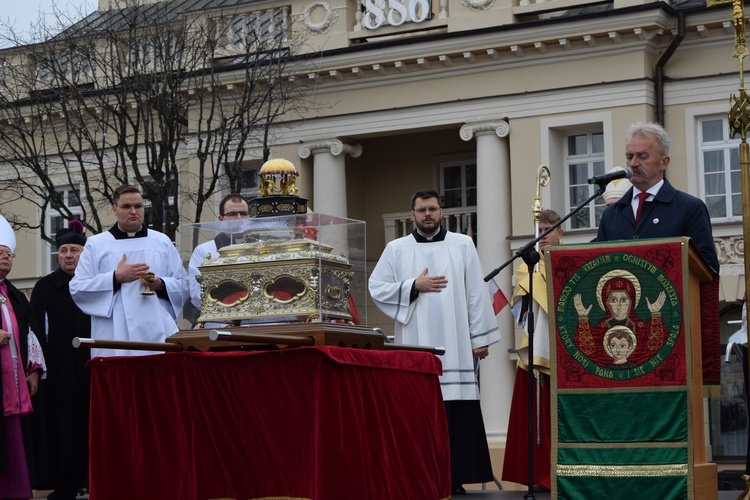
555,476,688,500
557,391,688,443
558,446,689,466
548,239,701,500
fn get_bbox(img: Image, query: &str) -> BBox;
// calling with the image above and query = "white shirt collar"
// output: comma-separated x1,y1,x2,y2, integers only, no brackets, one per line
631,178,665,217
416,228,441,240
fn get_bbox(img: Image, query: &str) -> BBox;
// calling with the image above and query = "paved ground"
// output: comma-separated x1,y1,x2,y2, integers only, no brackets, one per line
457,491,743,499
32,484,746,499
454,481,747,499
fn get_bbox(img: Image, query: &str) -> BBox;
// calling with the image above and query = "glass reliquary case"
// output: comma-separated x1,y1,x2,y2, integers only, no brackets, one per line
179,213,367,327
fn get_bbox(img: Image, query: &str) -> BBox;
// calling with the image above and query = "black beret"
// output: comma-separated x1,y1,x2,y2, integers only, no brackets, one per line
56,221,86,247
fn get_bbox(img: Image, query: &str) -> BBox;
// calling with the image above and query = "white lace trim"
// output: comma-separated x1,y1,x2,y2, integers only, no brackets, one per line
27,330,47,379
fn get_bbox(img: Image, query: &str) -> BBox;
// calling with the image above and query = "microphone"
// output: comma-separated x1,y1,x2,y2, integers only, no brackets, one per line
588,168,632,185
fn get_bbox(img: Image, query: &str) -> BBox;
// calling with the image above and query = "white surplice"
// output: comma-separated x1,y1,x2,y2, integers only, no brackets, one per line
369,231,500,401
511,256,552,373
188,239,217,309
70,229,188,357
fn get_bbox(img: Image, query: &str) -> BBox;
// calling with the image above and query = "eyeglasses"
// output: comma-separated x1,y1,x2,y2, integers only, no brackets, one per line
118,204,145,211
414,207,441,214
223,211,250,218
0,250,15,259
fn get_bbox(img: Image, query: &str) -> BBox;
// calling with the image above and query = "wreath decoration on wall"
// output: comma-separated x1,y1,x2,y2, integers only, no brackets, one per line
302,2,339,33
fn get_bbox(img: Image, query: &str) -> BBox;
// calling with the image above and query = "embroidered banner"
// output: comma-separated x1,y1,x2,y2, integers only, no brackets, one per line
547,238,706,500
552,241,685,389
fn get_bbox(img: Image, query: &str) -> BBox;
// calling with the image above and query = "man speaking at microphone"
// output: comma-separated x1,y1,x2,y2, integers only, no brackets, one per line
595,121,721,391
596,121,718,272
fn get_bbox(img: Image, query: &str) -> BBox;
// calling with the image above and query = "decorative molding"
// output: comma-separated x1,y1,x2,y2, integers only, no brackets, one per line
298,139,363,158
302,2,338,34
459,120,510,141
720,264,744,277
717,235,745,267
460,0,494,11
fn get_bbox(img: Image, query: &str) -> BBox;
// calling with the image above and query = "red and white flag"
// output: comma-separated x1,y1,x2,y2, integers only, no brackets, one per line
489,278,509,315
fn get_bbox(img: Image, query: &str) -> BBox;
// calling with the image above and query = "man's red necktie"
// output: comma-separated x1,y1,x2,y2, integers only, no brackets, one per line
635,192,650,222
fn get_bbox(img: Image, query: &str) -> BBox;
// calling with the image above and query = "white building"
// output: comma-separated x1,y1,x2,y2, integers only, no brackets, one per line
1,0,747,486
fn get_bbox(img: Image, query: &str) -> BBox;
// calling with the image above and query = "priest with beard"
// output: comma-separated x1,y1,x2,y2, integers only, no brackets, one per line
369,188,500,495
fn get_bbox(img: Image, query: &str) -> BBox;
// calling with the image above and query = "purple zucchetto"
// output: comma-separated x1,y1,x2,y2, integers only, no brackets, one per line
55,219,86,247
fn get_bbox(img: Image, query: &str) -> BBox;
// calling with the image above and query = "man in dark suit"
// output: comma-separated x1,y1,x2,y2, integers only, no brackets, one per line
597,121,721,389
596,121,718,272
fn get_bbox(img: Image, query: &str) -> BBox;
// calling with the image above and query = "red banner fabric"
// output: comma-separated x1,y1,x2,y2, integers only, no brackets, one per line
549,241,687,390
88,346,450,500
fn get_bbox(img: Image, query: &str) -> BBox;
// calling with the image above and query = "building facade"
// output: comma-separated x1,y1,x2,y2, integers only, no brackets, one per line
1,0,747,485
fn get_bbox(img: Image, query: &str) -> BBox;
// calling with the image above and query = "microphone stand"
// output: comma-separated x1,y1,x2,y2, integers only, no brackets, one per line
484,181,608,499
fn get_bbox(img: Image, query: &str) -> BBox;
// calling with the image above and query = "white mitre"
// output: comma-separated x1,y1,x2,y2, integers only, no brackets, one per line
0,214,16,253
603,166,633,203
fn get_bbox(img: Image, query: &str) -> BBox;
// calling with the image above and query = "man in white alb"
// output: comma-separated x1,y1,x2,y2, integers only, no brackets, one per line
70,184,188,357
369,188,500,494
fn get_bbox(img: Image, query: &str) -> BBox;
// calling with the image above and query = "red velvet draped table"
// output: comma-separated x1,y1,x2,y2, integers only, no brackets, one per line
88,346,451,500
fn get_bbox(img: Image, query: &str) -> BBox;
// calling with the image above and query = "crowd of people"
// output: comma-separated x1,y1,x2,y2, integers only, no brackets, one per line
0,184,194,499
0,120,723,497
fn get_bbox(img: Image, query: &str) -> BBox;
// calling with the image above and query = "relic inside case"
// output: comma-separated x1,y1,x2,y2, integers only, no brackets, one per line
180,213,367,327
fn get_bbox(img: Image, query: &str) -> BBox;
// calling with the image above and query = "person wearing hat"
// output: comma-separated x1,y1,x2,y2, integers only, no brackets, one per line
0,214,47,498
601,166,633,206
69,184,188,357
30,220,91,500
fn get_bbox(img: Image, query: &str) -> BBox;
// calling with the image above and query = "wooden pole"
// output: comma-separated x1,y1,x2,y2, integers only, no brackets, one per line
725,0,750,404
72,337,184,352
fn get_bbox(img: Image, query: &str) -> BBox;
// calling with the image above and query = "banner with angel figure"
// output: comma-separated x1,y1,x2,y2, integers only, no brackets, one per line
547,237,718,500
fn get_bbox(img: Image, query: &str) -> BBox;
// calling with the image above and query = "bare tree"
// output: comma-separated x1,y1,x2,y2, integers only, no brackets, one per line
0,0,319,242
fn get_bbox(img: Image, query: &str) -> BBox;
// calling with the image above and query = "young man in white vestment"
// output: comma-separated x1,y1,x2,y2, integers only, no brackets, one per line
369,188,500,495
70,185,188,357
188,193,249,311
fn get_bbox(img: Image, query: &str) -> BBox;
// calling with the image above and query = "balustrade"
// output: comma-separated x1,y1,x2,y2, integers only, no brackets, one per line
382,206,477,243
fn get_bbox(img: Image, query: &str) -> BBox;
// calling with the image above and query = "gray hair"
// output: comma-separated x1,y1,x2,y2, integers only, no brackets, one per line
626,122,671,157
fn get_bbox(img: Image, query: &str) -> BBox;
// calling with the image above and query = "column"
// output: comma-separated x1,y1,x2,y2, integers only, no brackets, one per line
298,139,362,217
459,119,515,447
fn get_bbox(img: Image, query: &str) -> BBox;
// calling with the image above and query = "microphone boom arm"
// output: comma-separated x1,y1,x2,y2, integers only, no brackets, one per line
484,184,605,282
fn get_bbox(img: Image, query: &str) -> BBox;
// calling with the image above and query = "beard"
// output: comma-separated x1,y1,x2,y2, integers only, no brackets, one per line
415,218,440,234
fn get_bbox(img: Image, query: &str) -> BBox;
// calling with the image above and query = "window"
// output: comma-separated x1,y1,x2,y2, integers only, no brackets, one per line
708,304,748,460
47,188,82,273
36,55,51,84
440,160,476,208
36,50,94,86
439,159,477,242
59,50,93,83
565,131,605,229
240,163,260,200
228,9,287,52
699,117,741,221
142,179,177,236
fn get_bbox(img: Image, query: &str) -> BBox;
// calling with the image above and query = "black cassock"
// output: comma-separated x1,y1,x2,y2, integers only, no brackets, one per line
30,268,91,491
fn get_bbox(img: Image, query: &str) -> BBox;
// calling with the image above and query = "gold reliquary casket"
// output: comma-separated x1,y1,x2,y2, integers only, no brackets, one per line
181,213,367,327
